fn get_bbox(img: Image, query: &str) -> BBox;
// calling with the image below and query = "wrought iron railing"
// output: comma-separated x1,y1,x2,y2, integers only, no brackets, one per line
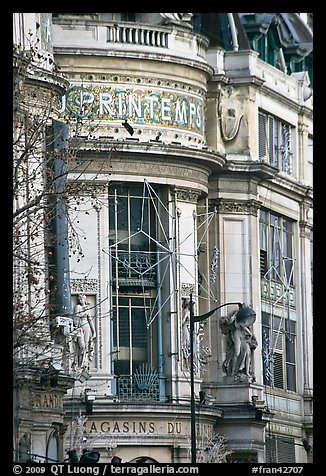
111,251,157,287
117,364,160,402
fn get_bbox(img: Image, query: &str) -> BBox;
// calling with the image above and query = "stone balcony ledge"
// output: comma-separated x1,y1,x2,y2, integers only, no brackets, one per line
52,18,212,75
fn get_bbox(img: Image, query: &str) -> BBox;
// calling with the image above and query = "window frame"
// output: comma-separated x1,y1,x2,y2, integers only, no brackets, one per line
258,110,294,175
108,183,160,378
262,312,297,392
259,210,295,286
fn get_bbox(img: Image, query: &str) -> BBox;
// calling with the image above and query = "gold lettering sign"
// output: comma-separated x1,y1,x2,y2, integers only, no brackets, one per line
87,420,213,437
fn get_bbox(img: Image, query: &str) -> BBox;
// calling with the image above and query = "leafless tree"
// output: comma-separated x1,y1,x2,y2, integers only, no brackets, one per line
186,432,233,463
13,30,112,385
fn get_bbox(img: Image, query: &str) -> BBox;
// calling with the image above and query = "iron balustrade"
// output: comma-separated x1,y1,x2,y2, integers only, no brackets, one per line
111,251,157,287
117,365,160,401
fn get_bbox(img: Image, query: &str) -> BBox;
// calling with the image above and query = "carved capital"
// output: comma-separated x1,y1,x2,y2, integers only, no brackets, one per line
214,198,261,216
174,187,202,203
299,221,313,239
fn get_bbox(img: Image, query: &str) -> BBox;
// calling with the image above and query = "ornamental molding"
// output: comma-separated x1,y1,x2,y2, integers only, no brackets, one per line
65,72,206,98
66,181,108,196
73,156,211,187
174,187,202,203
71,278,98,293
299,221,312,239
213,198,261,216
181,282,195,297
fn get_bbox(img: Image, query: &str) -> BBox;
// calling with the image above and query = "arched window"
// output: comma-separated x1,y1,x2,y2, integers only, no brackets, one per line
47,430,59,463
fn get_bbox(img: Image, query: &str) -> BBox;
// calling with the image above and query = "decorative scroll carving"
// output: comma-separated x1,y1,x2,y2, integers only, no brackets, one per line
71,278,98,293
214,198,261,216
174,188,202,203
181,282,195,297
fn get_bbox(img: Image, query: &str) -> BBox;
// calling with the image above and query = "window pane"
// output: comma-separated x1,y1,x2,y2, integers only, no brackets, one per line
118,308,130,346
117,197,128,241
47,433,58,463
259,209,267,222
285,319,296,334
260,222,267,250
286,363,296,391
130,197,142,232
271,330,282,351
132,309,147,349
272,316,281,330
285,335,295,363
262,313,270,326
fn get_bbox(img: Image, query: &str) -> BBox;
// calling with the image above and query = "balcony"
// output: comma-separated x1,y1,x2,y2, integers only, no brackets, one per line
116,364,160,402
261,277,295,308
107,23,168,48
52,17,210,72
111,251,157,287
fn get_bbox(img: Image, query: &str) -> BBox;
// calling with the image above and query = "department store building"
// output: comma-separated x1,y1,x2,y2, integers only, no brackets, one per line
14,12,313,464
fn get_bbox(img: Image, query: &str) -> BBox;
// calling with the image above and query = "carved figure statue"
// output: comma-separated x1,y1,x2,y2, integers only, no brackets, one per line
73,294,96,369
181,298,191,364
220,305,257,380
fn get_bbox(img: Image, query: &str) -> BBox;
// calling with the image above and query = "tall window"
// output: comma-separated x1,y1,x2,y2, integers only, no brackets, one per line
259,210,294,285
108,184,159,379
262,312,296,391
258,111,294,175
112,294,157,376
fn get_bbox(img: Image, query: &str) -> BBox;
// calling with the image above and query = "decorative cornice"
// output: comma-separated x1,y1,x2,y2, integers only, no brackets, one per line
59,71,206,98
74,139,226,168
213,198,262,216
13,51,69,97
66,181,108,196
221,160,278,180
